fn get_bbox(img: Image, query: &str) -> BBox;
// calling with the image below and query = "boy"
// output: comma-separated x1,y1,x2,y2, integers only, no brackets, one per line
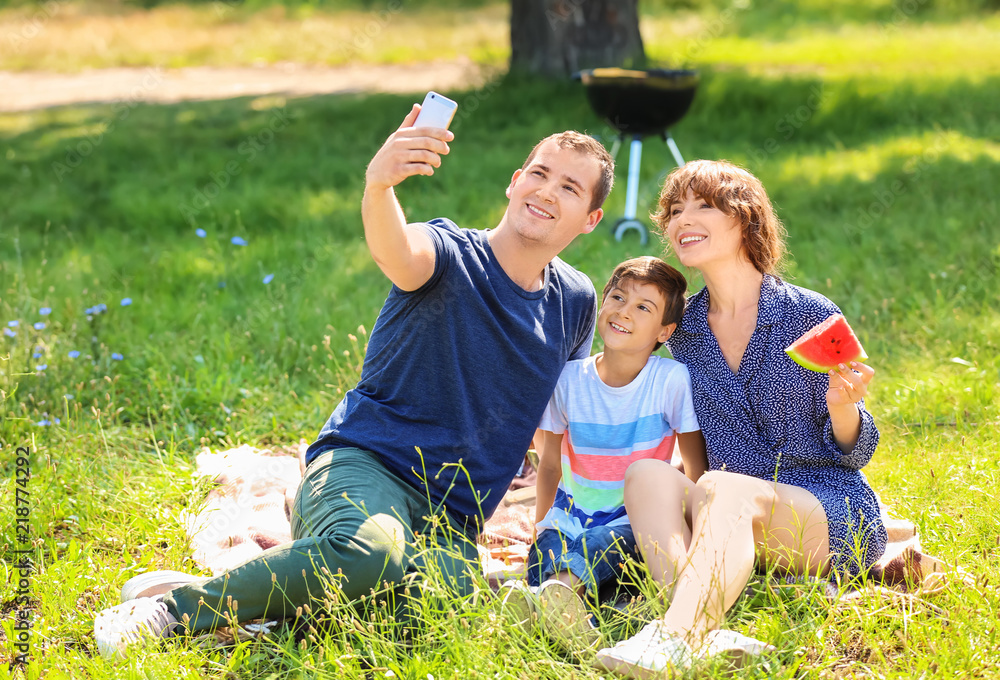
501,256,707,651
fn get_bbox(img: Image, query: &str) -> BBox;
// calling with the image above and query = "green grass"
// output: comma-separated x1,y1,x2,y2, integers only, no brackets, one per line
2,2,1000,678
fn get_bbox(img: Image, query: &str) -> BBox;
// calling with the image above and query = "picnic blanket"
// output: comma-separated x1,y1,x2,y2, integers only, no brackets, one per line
182,444,965,610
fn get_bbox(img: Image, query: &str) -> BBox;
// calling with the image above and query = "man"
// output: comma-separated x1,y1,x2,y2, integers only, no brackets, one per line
95,102,614,658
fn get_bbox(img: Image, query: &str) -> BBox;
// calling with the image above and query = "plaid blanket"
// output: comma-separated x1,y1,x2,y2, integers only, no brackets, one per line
183,445,965,602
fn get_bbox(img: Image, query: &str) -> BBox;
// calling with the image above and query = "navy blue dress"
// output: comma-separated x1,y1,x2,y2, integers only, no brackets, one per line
667,275,886,575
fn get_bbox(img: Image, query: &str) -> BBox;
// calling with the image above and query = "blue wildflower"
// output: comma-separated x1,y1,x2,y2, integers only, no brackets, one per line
33,351,42,358
121,297,132,307
37,419,51,426
64,394,74,400
196,228,207,238
40,307,52,315
97,303,107,313
34,322,46,330
231,236,248,246
3,328,14,338
263,274,274,284
36,364,47,371
8,320,19,327
111,352,124,361
68,350,80,358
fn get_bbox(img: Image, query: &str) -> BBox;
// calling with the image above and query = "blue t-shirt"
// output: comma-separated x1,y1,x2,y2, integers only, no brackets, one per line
306,218,597,529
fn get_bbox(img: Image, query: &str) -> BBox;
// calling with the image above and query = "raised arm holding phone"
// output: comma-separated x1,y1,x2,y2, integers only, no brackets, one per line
362,100,453,291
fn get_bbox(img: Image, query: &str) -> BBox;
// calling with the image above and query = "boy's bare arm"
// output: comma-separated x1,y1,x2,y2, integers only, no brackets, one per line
676,430,708,483
362,104,453,291
534,430,564,526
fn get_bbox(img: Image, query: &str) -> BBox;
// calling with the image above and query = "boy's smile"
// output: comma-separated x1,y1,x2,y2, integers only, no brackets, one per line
598,281,676,355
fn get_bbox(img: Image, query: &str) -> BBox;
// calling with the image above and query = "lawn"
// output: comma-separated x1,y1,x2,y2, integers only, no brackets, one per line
1,1,999,678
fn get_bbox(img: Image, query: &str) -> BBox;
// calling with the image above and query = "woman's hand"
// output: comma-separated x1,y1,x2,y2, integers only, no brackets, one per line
827,361,875,454
826,361,875,408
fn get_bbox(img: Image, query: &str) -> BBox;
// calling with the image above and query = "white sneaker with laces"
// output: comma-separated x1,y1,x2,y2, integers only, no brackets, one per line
94,597,180,659
594,619,693,678
535,579,602,653
498,580,538,629
120,570,206,602
700,628,775,668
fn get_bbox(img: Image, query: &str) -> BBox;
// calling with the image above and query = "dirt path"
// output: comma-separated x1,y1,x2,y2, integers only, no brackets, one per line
0,60,489,112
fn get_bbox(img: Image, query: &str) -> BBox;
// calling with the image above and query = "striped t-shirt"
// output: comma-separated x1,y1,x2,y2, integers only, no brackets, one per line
537,354,699,539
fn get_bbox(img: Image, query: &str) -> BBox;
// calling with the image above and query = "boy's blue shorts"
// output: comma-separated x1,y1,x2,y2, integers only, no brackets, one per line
526,524,640,596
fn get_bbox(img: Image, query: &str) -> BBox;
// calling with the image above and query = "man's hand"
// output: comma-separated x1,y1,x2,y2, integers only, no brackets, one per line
365,105,454,192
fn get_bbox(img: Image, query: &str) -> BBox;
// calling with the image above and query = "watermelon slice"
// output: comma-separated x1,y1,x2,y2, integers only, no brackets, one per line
785,314,868,373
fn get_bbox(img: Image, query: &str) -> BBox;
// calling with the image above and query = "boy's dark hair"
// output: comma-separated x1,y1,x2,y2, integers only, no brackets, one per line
521,131,615,211
602,256,687,351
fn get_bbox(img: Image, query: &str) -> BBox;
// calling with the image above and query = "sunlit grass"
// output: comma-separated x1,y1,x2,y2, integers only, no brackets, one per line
0,1,510,72
2,0,1000,76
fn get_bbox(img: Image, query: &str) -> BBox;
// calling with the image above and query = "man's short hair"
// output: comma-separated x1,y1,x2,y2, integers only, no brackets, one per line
602,256,687,351
521,131,615,212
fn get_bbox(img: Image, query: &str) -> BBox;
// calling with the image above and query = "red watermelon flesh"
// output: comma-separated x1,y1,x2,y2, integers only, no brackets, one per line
785,314,868,373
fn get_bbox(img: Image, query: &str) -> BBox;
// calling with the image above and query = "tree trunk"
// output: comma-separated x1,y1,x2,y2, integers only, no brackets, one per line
510,0,646,79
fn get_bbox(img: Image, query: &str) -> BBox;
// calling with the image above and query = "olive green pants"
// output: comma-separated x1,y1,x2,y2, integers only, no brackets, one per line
162,447,480,632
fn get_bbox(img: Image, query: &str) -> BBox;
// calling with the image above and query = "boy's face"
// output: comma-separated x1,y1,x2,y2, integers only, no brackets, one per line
598,280,676,355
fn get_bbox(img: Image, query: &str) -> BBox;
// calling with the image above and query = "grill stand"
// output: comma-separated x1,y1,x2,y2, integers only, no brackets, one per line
612,132,686,246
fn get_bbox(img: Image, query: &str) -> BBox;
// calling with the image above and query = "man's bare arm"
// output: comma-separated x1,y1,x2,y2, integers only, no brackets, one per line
362,104,454,291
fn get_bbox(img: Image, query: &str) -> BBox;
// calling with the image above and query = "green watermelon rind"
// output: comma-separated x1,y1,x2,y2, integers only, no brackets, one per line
786,346,869,373
784,314,869,373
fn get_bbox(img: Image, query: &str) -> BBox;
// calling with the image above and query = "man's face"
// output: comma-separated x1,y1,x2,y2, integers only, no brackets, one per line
504,141,604,251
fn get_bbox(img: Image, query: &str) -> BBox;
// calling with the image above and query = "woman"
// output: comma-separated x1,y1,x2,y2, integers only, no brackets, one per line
596,160,886,676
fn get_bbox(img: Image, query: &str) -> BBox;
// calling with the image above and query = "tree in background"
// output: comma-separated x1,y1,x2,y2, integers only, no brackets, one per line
510,0,646,78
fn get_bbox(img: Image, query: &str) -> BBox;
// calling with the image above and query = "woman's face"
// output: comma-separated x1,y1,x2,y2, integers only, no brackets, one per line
665,189,743,270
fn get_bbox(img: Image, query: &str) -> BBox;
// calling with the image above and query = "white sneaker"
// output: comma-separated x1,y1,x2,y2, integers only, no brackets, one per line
535,579,602,653
121,570,206,602
94,597,179,659
700,628,775,668
594,619,693,678
498,580,538,629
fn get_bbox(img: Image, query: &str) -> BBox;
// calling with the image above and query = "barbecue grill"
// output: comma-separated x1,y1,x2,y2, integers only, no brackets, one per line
577,68,699,245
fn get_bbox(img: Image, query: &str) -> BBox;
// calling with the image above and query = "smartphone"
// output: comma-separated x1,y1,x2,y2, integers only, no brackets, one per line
413,91,458,130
